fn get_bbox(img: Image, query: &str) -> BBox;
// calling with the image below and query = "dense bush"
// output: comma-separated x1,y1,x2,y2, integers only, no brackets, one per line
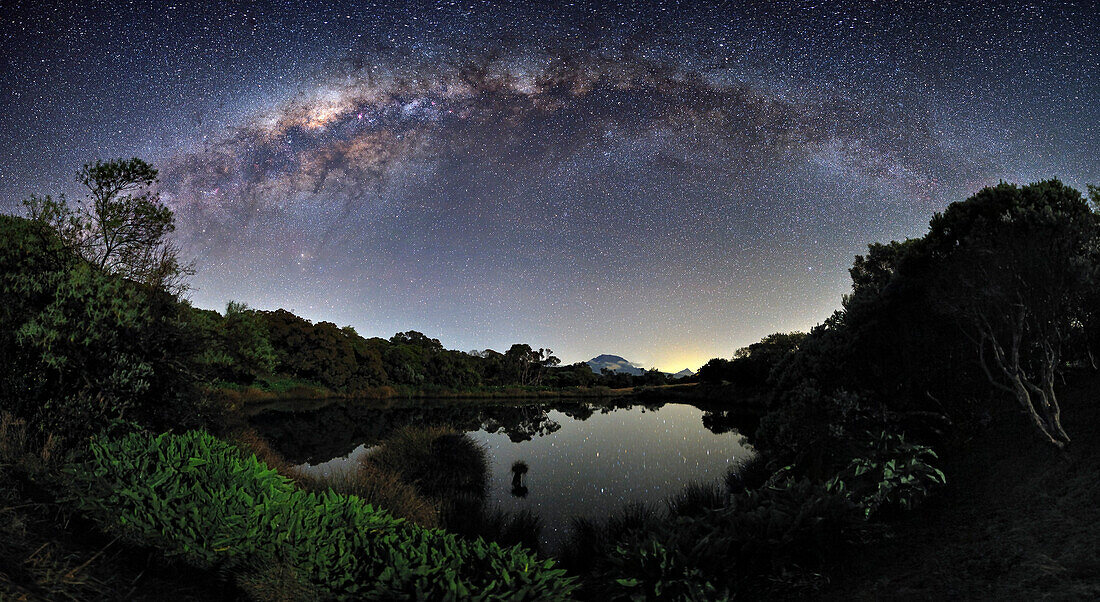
0,215,212,443
64,430,576,600
757,180,1099,462
565,477,868,600
755,385,881,478
188,301,276,386
697,332,807,389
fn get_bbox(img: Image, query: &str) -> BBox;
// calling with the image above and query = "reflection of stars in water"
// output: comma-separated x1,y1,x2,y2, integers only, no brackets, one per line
467,403,751,550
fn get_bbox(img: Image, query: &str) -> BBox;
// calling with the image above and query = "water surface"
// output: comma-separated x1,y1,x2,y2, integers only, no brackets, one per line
252,399,753,550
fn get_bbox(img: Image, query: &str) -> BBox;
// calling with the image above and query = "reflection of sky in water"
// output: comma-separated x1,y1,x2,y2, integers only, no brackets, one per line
472,403,751,552
295,444,374,479
291,402,751,552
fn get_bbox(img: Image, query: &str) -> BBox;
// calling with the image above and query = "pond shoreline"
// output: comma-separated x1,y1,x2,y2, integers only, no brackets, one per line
239,382,767,417
251,398,758,554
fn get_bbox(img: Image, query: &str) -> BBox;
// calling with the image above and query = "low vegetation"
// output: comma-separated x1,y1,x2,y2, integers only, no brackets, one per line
65,429,576,600
561,430,948,600
3,161,1098,598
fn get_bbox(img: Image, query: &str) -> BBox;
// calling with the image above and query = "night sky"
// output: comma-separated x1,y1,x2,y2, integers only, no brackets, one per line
2,1,1097,371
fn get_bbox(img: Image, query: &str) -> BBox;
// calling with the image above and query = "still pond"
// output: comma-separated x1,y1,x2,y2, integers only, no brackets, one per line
250,398,754,550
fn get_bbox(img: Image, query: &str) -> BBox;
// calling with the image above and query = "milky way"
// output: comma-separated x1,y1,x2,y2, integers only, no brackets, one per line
2,1,1097,370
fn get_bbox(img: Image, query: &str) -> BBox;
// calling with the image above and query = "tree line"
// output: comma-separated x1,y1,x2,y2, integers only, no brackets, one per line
1,157,684,446
697,180,1100,476
192,302,592,393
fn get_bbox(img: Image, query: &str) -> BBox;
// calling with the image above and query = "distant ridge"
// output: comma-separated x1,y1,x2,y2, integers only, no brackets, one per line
671,368,694,379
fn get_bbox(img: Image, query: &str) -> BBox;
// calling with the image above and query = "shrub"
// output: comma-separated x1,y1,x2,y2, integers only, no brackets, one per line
64,430,576,600
826,430,946,519
561,502,661,578
0,215,213,444
665,482,727,518
724,454,771,494
600,534,724,601
714,477,867,576
568,478,868,599
449,507,545,556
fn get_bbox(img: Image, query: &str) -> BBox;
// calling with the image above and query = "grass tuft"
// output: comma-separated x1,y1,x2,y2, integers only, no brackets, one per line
666,481,727,518
364,425,488,501
725,453,771,493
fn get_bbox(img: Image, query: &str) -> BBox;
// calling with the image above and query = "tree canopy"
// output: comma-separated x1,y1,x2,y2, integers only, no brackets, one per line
758,179,1099,461
23,158,192,294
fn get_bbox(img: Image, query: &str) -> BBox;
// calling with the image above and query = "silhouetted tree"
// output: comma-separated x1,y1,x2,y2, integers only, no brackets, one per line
23,158,193,294
926,180,1097,449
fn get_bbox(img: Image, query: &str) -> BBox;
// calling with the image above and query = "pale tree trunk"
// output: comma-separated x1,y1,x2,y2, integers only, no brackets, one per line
976,307,1071,450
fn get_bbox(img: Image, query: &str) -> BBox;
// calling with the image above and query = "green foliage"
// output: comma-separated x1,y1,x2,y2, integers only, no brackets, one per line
827,431,946,519
64,430,576,600
567,478,867,599
261,309,359,389
601,535,723,601
0,215,209,443
189,301,276,385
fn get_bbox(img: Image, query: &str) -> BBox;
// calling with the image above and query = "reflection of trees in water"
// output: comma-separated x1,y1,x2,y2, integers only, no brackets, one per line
251,402,570,463
701,410,758,440
555,403,594,421
250,399,755,464
482,406,561,442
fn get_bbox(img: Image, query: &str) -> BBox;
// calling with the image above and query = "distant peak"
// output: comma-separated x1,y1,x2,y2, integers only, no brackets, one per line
586,354,645,376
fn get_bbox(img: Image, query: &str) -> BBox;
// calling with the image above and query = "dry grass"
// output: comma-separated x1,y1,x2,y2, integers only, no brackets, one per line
347,386,399,400
234,560,320,602
364,425,488,501
209,382,333,408
228,425,441,528
0,413,59,470
296,463,440,528
227,426,295,474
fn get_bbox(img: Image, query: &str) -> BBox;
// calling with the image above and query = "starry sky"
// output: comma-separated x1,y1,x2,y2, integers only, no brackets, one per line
2,1,1097,371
